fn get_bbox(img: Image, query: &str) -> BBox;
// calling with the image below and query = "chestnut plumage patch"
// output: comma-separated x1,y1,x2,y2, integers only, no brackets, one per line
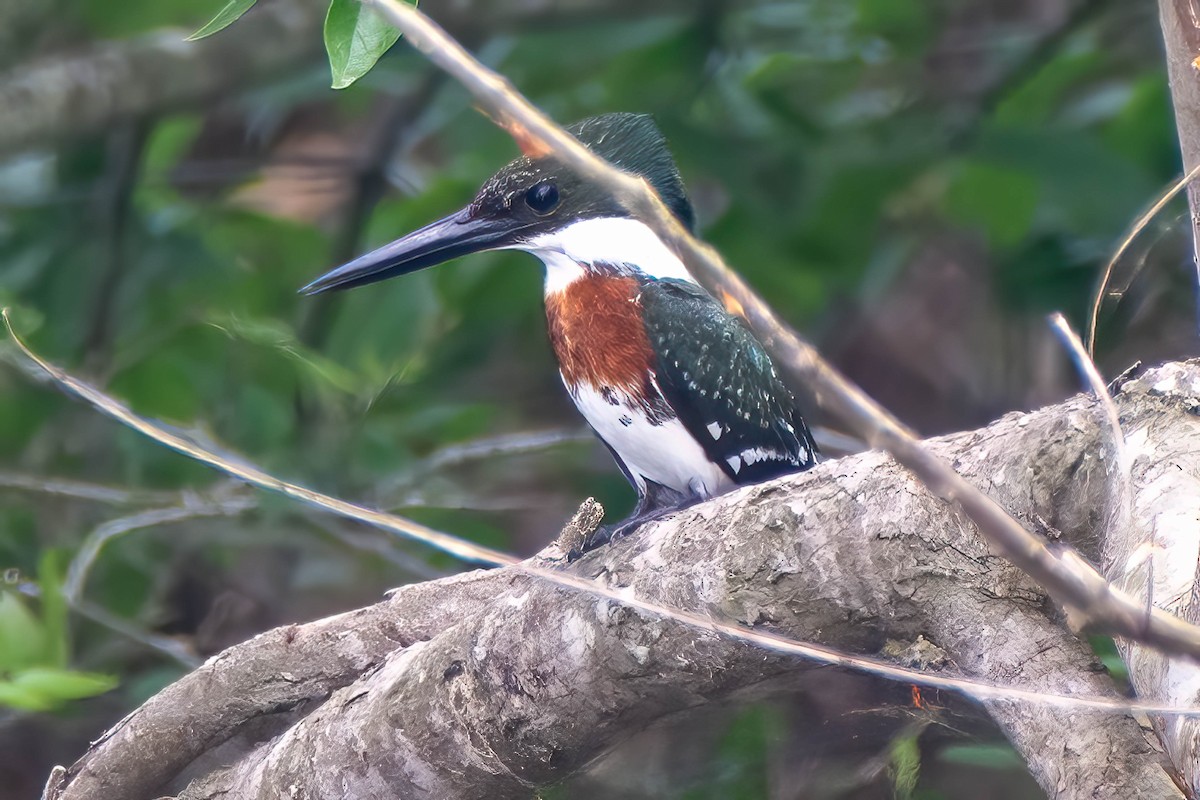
545,273,666,421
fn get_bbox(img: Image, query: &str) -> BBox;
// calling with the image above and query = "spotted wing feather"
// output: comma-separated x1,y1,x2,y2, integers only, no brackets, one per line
640,279,817,484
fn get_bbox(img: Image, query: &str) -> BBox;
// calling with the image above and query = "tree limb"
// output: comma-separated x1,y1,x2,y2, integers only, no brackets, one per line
1157,0,1200,280
0,0,324,159
0,0,698,158
1104,362,1200,797
47,361,1200,800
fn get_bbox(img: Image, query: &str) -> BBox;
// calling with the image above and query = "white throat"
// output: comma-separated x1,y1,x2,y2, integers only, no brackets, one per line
518,217,698,294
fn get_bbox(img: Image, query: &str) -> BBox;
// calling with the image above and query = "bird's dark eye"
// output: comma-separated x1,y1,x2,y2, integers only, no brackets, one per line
524,182,560,215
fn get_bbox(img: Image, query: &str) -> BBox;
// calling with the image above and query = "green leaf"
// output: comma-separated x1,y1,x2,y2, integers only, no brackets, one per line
0,668,117,711
13,667,117,701
0,679,54,711
943,159,1039,248
37,551,68,668
0,592,48,672
888,732,922,800
324,0,404,89
187,0,258,41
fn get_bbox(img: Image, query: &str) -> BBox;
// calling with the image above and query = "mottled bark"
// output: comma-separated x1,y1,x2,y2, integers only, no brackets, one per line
46,361,1200,800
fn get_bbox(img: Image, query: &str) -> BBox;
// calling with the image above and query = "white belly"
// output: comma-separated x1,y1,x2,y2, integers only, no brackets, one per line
570,382,733,500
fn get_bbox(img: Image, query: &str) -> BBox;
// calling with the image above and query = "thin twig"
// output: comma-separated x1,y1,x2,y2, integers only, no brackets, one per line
365,0,1200,660
381,428,588,496
63,490,257,603
1087,163,1200,355
1050,313,1141,614
8,310,1200,717
422,428,590,472
72,599,200,669
2,309,517,568
0,472,175,505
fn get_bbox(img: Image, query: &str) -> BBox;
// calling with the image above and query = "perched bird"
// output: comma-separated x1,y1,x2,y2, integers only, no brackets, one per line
303,113,817,550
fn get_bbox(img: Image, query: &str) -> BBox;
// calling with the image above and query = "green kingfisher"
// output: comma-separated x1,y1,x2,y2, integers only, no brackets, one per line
302,113,818,550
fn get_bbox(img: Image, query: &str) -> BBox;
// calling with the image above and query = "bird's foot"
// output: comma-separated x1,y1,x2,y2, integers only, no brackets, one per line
566,501,696,561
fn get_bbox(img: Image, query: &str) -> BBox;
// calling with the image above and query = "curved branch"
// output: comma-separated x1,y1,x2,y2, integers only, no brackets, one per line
48,362,1200,800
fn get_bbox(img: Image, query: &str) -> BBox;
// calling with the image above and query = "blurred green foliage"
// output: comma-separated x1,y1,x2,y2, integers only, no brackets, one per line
0,0,1187,796
0,554,116,711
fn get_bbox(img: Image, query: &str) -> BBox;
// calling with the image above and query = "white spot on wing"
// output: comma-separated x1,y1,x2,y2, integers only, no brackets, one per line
739,446,784,467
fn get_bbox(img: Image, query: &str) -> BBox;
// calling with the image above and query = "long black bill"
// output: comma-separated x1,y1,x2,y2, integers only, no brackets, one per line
300,207,523,295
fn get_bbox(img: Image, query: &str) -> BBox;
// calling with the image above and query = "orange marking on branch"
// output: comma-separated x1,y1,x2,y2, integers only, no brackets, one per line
505,118,554,158
720,289,746,319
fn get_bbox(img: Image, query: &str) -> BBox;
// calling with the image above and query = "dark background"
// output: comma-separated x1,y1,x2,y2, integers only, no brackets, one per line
0,0,1191,797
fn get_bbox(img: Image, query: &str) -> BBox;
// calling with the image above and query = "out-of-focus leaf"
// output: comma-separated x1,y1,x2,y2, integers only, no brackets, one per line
79,0,216,38
324,0,404,90
1103,76,1176,176
110,353,203,422
187,0,258,41
1089,635,1130,684
37,551,68,668
888,732,922,800
974,128,1157,235
995,51,1106,128
679,704,782,799
943,159,1039,247
0,679,53,711
206,313,360,394
10,667,117,702
0,592,47,673
855,0,933,56
125,665,188,707
938,743,1026,770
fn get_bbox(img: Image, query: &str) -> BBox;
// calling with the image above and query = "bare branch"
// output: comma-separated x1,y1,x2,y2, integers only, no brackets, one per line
46,362,1200,800
7,310,1171,716
1086,164,1200,354
63,486,256,603
0,472,177,505
0,0,700,158
2,309,515,567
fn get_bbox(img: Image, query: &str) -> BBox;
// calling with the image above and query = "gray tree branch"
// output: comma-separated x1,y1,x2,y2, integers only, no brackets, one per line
1158,0,1200,274
0,0,696,158
0,0,324,159
1104,362,1200,797
46,361,1200,800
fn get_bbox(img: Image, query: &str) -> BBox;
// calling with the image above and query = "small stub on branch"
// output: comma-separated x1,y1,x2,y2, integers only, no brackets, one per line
555,497,605,556
881,635,950,671
720,288,747,319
